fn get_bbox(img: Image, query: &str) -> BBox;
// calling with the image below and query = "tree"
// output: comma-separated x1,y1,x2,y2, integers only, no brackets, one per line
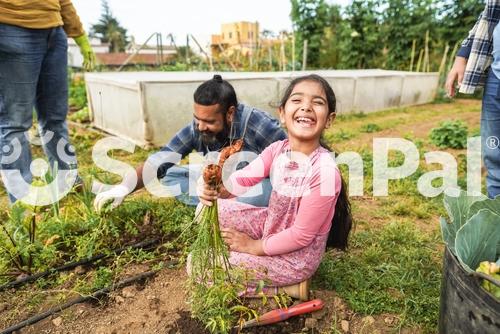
90,0,129,53
438,0,486,48
337,0,383,69
318,4,343,68
290,0,331,68
382,0,438,70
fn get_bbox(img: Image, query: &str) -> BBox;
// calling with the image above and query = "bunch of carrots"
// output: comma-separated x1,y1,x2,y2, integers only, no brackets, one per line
190,139,244,284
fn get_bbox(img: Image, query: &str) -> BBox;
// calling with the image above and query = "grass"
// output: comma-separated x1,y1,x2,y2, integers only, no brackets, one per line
315,222,442,333
0,93,483,333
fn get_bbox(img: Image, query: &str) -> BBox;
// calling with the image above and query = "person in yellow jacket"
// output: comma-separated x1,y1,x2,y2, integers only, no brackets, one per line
0,0,95,202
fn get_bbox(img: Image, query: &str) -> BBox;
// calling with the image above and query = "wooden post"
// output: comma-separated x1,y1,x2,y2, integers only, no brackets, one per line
409,39,416,72
268,43,273,71
424,30,429,72
217,43,237,71
190,34,213,71
302,39,308,71
446,41,460,74
292,33,296,72
254,40,261,71
186,34,190,66
280,34,286,71
416,49,424,72
438,43,450,75
249,40,254,70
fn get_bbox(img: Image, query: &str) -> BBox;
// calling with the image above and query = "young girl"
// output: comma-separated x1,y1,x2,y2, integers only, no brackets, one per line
198,74,352,290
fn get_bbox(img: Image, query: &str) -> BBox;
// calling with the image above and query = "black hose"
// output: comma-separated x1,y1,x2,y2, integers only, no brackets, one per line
0,238,160,292
0,269,161,334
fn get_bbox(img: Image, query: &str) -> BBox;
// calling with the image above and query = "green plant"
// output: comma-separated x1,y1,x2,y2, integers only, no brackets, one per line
429,120,468,149
360,123,381,133
69,107,90,123
69,78,87,110
440,190,500,297
190,202,231,284
324,129,355,144
290,0,333,68
187,140,252,333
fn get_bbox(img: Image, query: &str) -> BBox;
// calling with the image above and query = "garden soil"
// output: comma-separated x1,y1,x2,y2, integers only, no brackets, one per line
14,265,420,334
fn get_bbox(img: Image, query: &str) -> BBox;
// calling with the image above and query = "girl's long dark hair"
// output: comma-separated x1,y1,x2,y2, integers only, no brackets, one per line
279,74,353,250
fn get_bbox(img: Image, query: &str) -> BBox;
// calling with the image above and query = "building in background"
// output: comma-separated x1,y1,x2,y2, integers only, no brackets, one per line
68,37,177,68
211,21,259,57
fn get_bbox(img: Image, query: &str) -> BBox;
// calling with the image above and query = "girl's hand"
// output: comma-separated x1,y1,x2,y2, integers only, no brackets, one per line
196,177,218,206
221,228,265,256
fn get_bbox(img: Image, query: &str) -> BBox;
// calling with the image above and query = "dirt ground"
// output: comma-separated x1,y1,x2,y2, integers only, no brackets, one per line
11,264,419,334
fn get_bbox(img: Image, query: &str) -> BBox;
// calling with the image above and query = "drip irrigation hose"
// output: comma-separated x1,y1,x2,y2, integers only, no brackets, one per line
0,269,161,334
0,238,160,292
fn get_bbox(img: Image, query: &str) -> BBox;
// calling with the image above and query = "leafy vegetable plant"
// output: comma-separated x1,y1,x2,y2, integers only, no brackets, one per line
440,190,500,298
429,120,468,149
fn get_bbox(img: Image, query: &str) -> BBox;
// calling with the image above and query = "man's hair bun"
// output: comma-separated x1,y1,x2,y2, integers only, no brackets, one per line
213,74,223,83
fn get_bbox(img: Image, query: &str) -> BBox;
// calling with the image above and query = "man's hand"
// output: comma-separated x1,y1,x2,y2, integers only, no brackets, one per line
445,56,468,97
74,34,96,71
221,227,265,255
93,185,131,212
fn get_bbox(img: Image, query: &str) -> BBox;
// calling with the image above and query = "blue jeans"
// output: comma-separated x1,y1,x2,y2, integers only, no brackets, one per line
162,164,272,207
481,70,500,198
0,24,78,202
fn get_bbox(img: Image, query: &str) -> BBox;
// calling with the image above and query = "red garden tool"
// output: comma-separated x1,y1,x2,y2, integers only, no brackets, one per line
234,298,325,330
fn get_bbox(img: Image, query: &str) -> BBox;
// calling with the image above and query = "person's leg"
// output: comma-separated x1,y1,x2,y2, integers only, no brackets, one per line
161,164,201,205
236,177,272,207
0,24,46,202
481,71,500,198
217,199,266,239
35,27,78,186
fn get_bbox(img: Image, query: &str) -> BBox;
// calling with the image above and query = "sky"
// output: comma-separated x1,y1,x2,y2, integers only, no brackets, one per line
72,0,350,48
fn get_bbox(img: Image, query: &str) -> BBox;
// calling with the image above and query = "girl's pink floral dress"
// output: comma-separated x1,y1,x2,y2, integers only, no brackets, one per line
218,139,341,286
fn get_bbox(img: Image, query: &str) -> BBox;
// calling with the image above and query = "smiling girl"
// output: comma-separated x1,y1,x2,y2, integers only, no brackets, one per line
198,74,352,293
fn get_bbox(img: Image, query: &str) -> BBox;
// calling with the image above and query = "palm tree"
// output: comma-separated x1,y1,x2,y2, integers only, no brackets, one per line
90,0,129,53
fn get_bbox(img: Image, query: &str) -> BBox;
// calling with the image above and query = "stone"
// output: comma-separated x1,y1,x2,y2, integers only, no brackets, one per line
304,318,318,329
121,286,136,298
16,273,29,281
74,265,87,275
333,297,343,308
362,315,375,325
146,294,157,300
52,316,63,327
341,320,349,333
114,295,125,303
0,303,8,312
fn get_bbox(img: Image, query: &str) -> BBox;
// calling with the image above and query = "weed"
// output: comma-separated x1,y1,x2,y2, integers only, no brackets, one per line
69,76,87,110
68,106,90,123
360,123,381,133
429,120,468,149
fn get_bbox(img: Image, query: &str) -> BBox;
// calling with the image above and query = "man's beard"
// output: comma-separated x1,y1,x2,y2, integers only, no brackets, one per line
199,121,231,147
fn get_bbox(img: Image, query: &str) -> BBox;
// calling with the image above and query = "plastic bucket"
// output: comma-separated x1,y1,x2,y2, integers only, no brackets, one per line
439,247,500,334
